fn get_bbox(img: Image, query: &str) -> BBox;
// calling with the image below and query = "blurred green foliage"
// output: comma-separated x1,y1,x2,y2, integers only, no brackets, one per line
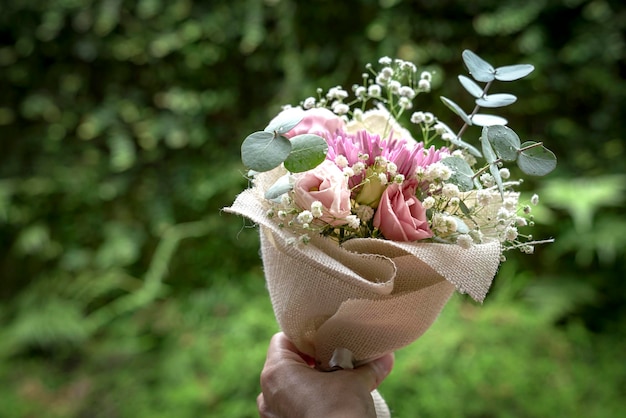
0,0,624,417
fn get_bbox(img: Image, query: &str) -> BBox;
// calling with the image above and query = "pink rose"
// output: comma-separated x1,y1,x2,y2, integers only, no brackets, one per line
286,108,346,141
373,181,433,241
293,160,351,226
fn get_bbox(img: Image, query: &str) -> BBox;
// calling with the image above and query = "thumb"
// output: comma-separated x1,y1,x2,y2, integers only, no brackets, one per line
353,353,395,391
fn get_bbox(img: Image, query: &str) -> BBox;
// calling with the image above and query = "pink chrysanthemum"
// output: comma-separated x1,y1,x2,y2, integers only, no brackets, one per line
326,129,447,181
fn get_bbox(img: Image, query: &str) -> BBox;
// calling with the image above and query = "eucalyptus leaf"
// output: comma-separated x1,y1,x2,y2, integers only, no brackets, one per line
446,134,482,158
481,128,504,194
471,114,508,126
440,96,472,125
458,75,484,98
486,125,520,161
462,50,495,82
517,141,557,176
480,126,498,164
283,134,328,173
265,107,305,135
241,131,291,172
451,216,471,234
456,139,482,158
475,93,517,108
264,173,294,201
495,64,535,81
441,156,475,192
490,162,504,196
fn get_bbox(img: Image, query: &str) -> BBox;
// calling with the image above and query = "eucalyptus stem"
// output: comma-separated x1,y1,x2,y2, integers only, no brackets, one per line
454,79,493,141
472,161,500,179
519,141,544,152
472,140,547,180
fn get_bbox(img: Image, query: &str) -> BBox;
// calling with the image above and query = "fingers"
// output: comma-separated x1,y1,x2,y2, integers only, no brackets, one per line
265,332,395,391
265,332,308,366
256,393,266,417
257,393,277,418
259,333,310,418
353,352,395,391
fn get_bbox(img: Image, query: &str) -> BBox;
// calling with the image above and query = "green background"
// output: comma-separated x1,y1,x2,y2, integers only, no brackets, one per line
1,0,624,417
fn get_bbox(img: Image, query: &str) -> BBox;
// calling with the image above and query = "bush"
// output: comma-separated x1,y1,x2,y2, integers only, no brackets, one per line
0,0,624,416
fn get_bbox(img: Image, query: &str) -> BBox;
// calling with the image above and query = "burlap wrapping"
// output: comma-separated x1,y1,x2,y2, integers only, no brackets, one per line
224,166,501,415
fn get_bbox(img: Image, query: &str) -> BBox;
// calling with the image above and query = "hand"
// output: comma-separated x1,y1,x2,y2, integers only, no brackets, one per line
257,332,394,418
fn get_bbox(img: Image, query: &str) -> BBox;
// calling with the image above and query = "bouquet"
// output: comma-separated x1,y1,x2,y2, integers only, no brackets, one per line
225,50,555,415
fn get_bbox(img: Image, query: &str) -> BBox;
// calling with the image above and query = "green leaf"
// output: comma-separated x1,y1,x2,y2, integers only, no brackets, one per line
462,50,495,82
481,127,498,164
458,199,472,217
517,141,557,176
472,114,508,126
490,162,504,196
458,140,482,158
475,93,517,108
495,64,535,81
447,135,482,158
450,135,483,158
440,96,472,125
264,174,293,200
265,108,304,135
441,156,475,192
539,175,626,232
241,131,291,172
481,126,504,195
11,300,89,347
458,75,483,98
486,125,520,161
283,134,328,173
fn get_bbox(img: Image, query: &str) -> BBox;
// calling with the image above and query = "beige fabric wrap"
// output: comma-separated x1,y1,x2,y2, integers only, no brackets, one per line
224,167,500,414
225,167,501,367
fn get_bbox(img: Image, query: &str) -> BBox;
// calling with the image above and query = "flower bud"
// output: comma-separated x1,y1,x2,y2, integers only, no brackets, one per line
356,168,387,208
